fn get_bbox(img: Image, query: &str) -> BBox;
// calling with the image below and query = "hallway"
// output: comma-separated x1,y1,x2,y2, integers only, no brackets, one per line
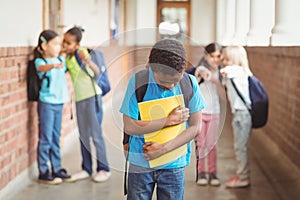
5,96,300,200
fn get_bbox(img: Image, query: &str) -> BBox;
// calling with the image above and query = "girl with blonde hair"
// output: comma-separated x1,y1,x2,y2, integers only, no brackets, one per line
221,45,252,188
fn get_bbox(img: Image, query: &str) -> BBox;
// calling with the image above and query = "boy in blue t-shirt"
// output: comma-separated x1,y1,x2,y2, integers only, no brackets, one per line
120,39,206,200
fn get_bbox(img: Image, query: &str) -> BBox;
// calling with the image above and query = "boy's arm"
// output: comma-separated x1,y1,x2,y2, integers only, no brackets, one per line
123,105,190,135
143,110,202,160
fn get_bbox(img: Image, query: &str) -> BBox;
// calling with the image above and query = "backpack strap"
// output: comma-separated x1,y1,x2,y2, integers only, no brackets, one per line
74,49,101,111
230,78,251,111
74,49,88,73
135,69,150,102
179,72,193,108
40,58,50,88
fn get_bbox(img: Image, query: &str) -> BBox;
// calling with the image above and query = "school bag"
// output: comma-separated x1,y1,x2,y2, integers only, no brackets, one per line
27,58,49,101
122,68,194,195
231,75,269,128
74,48,111,96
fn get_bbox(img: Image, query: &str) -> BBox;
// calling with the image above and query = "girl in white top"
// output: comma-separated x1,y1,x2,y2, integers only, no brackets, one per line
192,43,226,186
221,46,252,188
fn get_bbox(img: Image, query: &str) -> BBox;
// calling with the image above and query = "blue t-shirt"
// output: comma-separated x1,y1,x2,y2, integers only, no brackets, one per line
35,57,69,104
120,69,206,169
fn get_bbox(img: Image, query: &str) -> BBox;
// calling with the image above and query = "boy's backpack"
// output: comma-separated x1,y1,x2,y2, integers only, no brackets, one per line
75,48,111,96
26,58,49,101
122,69,194,195
231,75,269,128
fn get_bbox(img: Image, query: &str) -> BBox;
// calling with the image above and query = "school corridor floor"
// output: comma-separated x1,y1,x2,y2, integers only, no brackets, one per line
5,95,300,200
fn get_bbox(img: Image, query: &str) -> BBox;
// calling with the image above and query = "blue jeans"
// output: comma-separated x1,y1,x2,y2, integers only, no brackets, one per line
232,110,252,181
127,164,184,200
37,102,63,173
76,95,109,174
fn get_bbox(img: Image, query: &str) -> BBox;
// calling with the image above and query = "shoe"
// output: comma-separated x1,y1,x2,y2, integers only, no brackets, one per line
53,168,76,183
196,172,208,186
93,170,111,183
72,170,90,181
225,176,250,188
209,172,220,186
38,170,62,185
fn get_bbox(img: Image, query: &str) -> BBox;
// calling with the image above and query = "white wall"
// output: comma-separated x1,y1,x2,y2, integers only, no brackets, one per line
135,0,157,45
64,0,110,46
191,0,216,45
0,0,42,47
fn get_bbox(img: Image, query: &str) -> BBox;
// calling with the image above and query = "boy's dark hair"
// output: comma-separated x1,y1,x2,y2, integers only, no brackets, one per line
65,26,85,43
149,39,186,76
33,29,58,59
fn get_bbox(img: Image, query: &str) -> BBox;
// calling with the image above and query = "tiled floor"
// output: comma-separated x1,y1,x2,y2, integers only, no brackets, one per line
6,97,300,200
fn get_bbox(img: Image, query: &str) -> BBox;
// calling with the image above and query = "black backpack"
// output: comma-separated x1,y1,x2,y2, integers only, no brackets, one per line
231,75,269,128
123,69,194,195
26,58,49,101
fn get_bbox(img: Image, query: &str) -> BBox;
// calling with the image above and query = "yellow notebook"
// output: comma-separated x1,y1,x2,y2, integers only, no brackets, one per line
138,94,187,168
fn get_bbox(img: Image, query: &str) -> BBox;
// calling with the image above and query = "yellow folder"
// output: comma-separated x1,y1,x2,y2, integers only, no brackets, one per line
138,94,187,168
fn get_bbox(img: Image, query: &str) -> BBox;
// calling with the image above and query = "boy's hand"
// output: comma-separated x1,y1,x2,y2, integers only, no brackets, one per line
166,105,189,127
143,142,166,160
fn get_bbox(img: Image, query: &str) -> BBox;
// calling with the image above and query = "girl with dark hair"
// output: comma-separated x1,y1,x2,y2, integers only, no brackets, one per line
189,42,225,186
34,29,73,184
62,27,111,182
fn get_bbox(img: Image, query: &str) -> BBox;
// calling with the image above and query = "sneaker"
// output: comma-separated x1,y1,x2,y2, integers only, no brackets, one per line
38,170,62,185
72,170,90,181
209,172,220,186
53,168,76,183
93,170,111,183
196,172,208,186
225,176,250,188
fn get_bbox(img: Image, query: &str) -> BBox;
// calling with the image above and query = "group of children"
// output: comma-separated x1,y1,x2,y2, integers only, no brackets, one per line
188,43,252,188
33,27,253,199
33,27,111,185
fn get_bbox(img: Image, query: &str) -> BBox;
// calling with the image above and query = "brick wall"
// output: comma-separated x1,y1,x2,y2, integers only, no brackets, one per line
246,47,300,168
0,47,75,190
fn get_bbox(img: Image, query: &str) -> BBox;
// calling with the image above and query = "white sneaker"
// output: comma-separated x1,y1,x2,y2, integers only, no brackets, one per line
197,172,208,186
197,178,208,186
72,170,90,181
93,170,111,183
